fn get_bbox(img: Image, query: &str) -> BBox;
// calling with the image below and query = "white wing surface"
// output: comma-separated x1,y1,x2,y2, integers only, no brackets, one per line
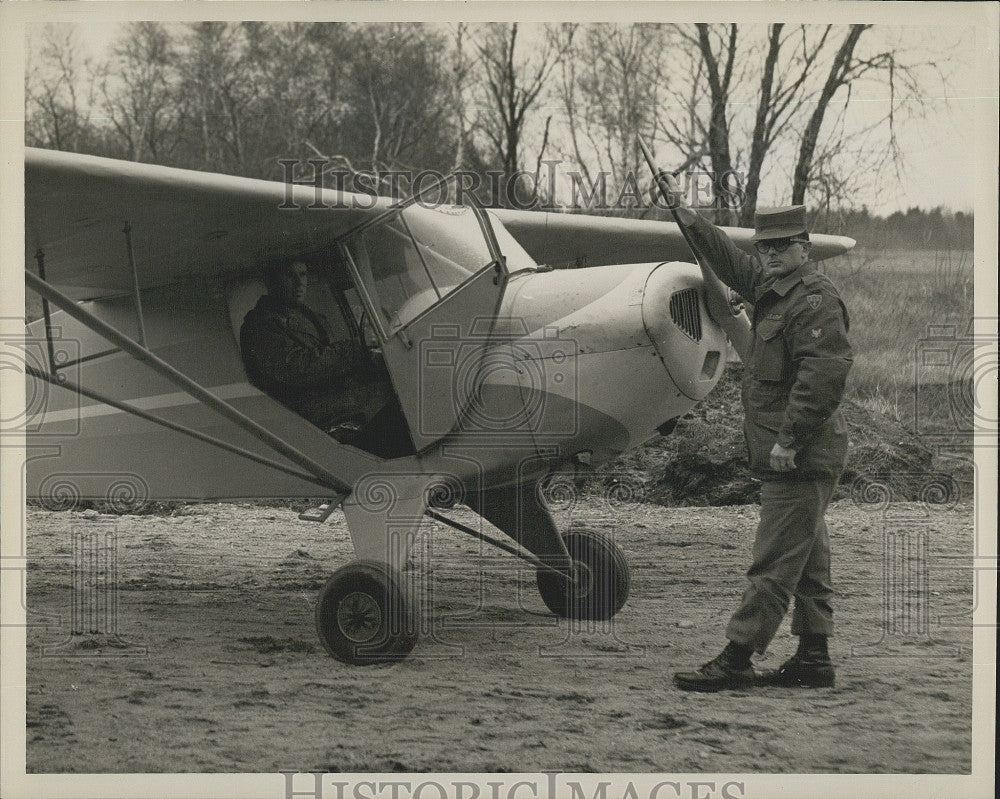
25,148,394,300
493,207,855,269
26,148,855,302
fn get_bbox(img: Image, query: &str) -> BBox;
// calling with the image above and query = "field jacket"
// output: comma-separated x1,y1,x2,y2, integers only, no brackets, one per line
240,295,378,426
681,214,853,480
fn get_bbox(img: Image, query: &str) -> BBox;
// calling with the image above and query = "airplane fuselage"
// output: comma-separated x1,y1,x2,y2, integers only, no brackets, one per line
25,258,724,504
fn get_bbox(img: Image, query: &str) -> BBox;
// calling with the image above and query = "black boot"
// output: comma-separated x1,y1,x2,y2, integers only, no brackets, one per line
673,641,756,693
757,634,835,688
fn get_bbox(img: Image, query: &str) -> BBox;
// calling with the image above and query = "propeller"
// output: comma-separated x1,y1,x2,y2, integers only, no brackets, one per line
637,136,751,362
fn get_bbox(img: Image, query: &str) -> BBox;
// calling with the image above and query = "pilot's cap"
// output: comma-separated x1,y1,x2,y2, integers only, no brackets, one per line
751,205,808,241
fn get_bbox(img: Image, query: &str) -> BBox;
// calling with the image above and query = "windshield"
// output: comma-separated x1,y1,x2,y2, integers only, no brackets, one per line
342,203,534,334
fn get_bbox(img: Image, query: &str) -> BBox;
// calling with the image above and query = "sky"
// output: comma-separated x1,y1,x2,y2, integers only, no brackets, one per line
27,14,986,216
818,25,979,215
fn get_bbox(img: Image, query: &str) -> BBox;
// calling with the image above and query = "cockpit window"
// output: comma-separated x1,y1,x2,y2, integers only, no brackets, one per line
342,204,496,334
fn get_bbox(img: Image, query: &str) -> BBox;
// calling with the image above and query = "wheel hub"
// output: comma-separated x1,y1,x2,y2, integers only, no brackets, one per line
336,591,382,643
569,561,593,597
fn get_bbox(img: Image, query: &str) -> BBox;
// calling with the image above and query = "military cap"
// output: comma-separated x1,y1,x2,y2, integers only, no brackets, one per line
752,205,809,241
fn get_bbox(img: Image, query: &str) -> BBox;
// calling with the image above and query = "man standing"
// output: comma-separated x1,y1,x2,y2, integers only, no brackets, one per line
662,175,853,691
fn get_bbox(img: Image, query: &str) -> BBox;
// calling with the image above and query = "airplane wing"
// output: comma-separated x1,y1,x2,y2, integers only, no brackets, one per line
25,147,396,300
493,208,856,269
27,148,854,301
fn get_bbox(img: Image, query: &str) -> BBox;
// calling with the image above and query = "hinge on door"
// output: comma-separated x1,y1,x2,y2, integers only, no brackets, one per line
397,327,412,349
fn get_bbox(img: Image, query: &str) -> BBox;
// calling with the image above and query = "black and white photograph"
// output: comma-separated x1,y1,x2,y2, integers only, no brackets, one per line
1,2,996,798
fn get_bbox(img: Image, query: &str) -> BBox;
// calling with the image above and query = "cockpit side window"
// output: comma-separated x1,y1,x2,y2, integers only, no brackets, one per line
341,204,496,335
350,220,435,332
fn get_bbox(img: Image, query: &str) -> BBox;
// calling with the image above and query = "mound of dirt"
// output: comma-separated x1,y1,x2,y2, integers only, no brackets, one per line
591,365,967,507
593,367,755,507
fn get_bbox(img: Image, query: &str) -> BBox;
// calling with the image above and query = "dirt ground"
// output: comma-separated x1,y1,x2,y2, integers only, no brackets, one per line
25,495,976,775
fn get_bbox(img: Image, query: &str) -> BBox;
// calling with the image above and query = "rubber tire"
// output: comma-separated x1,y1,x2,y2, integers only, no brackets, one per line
315,560,417,664
536,527,631,620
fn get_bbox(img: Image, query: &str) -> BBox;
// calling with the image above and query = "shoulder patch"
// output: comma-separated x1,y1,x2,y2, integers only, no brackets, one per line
807,294,822,310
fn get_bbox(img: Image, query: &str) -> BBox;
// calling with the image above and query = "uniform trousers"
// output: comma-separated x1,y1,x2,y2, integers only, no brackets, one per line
725,475,837,654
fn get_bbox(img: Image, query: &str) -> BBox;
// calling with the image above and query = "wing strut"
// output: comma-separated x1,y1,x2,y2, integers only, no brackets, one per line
33,249,59,373
122,221,148,346
25,269,352,495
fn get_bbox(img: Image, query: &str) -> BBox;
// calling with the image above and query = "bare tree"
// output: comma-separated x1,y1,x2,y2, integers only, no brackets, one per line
472,23,570,206
27,20,942,227
240,22,354,176
673,23,938,222
687,23,742,222
736,25,836,223
790,24,935,209
98,22,180,163
559,25,671,188
265,23,460,194
25,24,99,152
345,24,454,174
449,22,474,172
653,34,712,171
171,22,266,173
27,21,467,184
791,25,869,204
553,23,714,215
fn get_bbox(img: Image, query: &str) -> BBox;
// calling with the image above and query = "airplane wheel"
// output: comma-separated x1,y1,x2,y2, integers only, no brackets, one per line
315,561,417,664
536,527,630,621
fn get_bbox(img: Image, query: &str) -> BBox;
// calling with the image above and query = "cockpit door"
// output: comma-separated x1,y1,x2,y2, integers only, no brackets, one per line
338,195,511,452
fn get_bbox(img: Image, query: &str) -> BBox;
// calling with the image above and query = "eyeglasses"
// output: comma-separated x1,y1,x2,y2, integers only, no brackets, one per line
754,238,808,255
754,238,808,254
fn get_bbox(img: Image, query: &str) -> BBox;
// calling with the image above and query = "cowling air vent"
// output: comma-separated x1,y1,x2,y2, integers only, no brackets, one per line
669,288,702,341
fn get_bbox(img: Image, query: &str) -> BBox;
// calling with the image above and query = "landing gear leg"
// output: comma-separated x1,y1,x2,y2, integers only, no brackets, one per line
467,481,632,620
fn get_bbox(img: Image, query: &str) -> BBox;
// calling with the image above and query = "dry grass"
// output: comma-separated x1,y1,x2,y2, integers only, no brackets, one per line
822,247,974,427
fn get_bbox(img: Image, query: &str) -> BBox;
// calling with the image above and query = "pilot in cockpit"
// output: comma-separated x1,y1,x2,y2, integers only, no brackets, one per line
239,259,413,458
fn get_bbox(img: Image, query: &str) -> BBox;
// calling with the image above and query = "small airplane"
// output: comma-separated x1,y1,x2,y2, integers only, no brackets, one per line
21,147,854,663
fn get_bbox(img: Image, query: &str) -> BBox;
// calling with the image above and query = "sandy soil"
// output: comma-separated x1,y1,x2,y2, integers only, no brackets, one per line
25,496,975,774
